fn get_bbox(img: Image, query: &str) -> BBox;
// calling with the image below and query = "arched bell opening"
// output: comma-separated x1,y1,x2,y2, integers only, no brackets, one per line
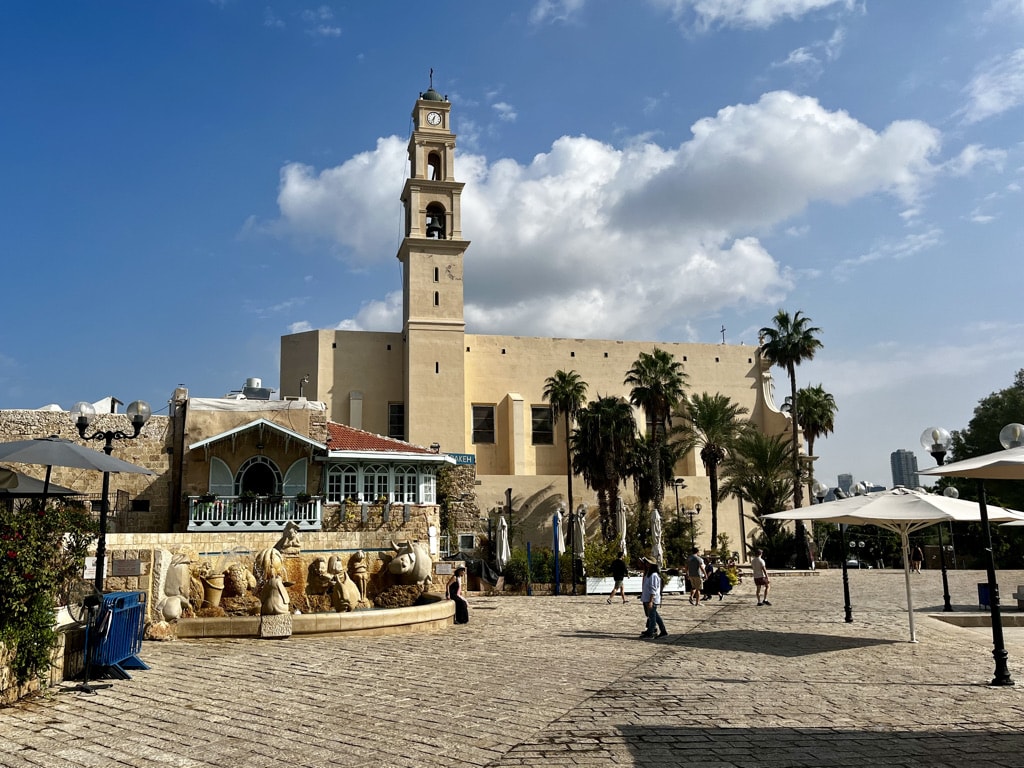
425,202,447,239
427,152,443,181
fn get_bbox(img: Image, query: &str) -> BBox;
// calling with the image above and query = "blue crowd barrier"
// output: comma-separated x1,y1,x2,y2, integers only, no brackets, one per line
92,591,150,679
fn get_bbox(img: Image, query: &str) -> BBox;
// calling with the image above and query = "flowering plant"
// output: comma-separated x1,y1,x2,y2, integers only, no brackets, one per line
0,499,96,684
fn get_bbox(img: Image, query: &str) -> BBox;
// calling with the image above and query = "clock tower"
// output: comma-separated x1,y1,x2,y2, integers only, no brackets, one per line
397,83,469,452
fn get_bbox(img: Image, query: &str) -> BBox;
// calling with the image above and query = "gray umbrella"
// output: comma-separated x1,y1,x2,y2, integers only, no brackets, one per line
0,467,80,498
0,437,155,476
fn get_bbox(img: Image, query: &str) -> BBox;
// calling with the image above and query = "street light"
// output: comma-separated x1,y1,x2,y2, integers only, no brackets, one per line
687,502,701,550
71,399,151,592
921,426,955,612
672,478,686,556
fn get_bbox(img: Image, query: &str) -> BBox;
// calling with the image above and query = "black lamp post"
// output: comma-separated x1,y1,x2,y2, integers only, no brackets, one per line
921,427,954,611
687,503,701,550
672,478,685,557
72,400,151,592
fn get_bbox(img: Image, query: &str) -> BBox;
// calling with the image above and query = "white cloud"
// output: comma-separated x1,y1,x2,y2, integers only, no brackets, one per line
335,291,404,331
945,144,1007,175
962,48,1024,124
288,321,313,334
651,0,856,30
492,102,518,122
529,0,586,25
832,228,943,279
263,7,284,28
271,91,942,339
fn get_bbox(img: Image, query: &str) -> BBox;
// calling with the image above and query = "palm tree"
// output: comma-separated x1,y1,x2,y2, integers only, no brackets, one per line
759,310,822,568
783,384,837,502
624,348,687,511
673,392,749,547
543,370,589,515
572,395,637,541
719,430,795,564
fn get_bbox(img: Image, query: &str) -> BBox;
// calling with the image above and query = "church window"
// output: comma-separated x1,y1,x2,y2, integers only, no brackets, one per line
425,203,446,239
428,152,442,181
472,406,496,444
531,406,554,445
388,403,405,440
433,267,439,282
434,291,440,306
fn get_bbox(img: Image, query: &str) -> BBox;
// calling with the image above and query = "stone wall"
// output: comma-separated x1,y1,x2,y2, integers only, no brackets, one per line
0,409,174,529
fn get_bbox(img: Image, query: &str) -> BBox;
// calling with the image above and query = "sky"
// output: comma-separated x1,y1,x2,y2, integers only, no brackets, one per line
2,1,1022,490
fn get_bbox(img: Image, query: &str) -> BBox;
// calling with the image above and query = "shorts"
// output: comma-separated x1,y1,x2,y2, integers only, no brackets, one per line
688,575,703,590
754,576,770,586
612,579,624,589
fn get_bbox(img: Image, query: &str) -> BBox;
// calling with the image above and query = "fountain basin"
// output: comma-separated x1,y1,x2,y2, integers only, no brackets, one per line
176,593,453,639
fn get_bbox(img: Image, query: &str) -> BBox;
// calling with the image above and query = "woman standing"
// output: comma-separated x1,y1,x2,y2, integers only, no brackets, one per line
447,566,469,624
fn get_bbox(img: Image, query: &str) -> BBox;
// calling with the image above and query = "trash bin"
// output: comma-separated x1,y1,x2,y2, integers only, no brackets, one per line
978,582,991,610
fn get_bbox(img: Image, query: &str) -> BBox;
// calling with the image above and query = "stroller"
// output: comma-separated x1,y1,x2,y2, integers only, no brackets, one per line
702,565,733,600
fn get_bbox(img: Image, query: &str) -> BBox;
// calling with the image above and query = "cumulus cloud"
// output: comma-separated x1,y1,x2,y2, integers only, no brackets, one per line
962,48,1024,123
651,0,856,30
945,144,1007,175
271,90,941,340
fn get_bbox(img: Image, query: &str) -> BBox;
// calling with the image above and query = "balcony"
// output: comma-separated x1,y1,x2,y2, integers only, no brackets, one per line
187,496,322,532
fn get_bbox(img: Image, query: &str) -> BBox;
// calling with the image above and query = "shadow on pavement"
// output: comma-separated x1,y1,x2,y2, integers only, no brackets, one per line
669,629,897,657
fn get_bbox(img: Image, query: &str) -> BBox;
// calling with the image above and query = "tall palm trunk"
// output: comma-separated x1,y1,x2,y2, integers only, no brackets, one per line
564,412,574,514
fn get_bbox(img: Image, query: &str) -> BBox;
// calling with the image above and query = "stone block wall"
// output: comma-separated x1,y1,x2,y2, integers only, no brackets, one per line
0,409,173,527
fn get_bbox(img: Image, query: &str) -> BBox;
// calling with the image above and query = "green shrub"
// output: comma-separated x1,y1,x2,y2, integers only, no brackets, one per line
503,549,529,586
0,499,96,685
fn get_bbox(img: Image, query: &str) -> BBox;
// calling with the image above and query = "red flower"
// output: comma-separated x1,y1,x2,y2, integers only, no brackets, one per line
6,550,16,559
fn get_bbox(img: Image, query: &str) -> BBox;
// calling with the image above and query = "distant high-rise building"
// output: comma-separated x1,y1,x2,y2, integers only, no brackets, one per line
890,449,920,488
837,474,854,495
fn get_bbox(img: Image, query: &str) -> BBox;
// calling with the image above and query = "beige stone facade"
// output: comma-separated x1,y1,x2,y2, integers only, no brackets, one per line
279,88,795,556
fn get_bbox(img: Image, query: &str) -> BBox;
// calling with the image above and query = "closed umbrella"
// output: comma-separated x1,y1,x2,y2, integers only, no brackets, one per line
764,487,1024,642
573,505,586,561
495,515,511,573
650,507,663,565
616,498,627,556
554,506,566,556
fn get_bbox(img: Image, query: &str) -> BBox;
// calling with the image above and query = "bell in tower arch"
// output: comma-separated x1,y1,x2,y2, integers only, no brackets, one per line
425,206,446,239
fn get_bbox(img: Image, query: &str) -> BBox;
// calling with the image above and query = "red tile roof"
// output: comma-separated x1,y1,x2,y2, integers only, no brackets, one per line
326,422,437,455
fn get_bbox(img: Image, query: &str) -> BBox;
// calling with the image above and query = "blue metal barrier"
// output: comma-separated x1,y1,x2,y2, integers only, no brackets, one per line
92,591,150,679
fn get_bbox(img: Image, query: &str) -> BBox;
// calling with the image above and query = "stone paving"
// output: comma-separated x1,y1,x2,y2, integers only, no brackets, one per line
4,569,1024,767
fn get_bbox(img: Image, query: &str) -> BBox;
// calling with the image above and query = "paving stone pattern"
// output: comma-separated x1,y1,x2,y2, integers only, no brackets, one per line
4,569,1024,767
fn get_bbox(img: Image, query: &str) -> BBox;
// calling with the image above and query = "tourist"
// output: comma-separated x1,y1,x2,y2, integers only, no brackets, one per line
639,557,667,638
447,566,469,624
608,552,628,604
911,544,924,574
687,547,707,606
752,549,771,606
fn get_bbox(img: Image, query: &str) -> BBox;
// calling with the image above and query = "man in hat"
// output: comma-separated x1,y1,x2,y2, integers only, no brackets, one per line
639,556,667,638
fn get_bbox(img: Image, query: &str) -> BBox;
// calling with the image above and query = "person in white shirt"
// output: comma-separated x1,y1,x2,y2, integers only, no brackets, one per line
639,557,667,638
752,549,772,606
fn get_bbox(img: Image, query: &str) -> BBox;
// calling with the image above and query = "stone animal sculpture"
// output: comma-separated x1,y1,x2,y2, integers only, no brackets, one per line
348,550,369,603
387,539,432,589
254,546,292,615
306,556,333,595
157,552,193,621
330,570,361,612
274,520,302,555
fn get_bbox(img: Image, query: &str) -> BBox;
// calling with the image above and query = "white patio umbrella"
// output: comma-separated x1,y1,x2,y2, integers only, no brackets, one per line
764,487,1024,642
616,498,627,557
495,515,511,573
573,504,586,562
650,507,663,566
919,444,1024,480
554,506,566,556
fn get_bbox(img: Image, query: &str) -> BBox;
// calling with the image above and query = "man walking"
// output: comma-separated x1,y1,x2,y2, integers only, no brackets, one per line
608,552,628,604
687,547,707,605
639,557,667,638
752,549,772,606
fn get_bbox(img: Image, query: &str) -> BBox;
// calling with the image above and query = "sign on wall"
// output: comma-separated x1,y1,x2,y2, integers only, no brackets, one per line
448,453,476,465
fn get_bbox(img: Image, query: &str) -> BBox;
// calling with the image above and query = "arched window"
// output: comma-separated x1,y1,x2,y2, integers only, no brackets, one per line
236,456,282,496
362,464,389,502
394,466,418,504
208,457,234,497
326,464,358,503
434,291,440,307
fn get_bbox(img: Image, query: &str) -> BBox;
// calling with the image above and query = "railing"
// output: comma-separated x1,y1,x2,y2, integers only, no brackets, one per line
187,496,322,532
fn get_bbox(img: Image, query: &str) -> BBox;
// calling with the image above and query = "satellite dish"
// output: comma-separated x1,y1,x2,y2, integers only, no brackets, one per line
64,580,112,694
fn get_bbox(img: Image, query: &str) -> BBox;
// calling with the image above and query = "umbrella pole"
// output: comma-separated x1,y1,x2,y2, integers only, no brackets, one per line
977,480,1013,686
553,513,560,596
94,470,111,593
901,529,917,643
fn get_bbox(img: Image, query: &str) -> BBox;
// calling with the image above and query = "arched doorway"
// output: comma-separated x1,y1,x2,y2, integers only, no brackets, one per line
237,456,281,496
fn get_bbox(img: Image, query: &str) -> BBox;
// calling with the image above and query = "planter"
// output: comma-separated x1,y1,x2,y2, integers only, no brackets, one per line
201,575,226,608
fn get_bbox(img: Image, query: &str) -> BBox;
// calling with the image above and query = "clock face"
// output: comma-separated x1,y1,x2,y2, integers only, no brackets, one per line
426,111,442,126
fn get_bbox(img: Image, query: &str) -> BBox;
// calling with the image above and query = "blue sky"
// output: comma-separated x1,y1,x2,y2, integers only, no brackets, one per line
2,1,1022,489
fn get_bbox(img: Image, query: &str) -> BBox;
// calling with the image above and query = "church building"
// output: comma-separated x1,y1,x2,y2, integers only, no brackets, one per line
280,84,794,555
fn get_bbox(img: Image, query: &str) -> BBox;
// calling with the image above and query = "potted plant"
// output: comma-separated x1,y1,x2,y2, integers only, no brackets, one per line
295,492,312,505
197,492,218,514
